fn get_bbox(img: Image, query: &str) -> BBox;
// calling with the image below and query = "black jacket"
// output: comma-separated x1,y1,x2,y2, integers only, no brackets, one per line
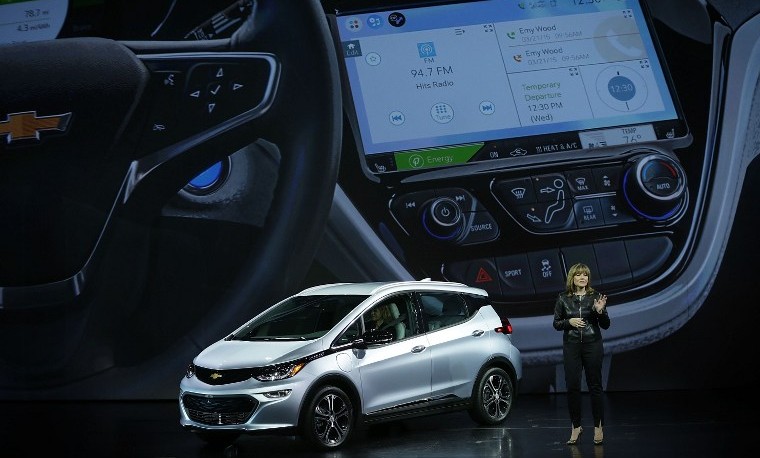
553,291,611,343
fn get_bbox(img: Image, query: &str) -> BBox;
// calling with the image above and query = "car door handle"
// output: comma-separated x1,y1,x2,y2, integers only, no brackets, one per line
472,329,485,337
411,345,426,353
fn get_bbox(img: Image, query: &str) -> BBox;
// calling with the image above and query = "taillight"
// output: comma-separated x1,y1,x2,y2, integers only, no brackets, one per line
495,318,513,334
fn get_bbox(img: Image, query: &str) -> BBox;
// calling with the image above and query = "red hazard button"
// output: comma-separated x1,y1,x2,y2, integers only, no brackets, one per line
442,258,502,297
475,267,493,283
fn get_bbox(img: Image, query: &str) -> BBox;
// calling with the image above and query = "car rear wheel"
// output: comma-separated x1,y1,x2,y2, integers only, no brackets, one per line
300,385,354,450
468,367,515,425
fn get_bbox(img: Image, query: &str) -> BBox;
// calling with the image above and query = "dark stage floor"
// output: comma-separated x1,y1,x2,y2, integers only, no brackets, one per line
1,390,748,457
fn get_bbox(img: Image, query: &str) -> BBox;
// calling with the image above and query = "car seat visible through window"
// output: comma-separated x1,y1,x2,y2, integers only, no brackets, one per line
387,302,406,340
438,296,467,327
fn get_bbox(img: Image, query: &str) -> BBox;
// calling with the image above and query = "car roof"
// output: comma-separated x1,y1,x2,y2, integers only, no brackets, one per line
296,279,488,297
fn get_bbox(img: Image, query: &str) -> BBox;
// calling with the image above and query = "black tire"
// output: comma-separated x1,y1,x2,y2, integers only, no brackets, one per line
194,431,240,449
468,367,515,425
300,385,354,450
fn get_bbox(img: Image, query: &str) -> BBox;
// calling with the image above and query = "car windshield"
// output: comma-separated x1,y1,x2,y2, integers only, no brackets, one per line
232,295,368,341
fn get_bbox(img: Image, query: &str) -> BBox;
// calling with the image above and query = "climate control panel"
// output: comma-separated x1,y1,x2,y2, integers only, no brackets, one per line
385,150,688,308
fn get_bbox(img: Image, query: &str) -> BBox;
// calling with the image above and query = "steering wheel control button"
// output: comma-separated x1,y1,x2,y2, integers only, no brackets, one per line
496,254,535,297
443,259,502,297
139,70,185,153
622,153,686,222
185,59,274,126
493,178,537,206
527,250,564,294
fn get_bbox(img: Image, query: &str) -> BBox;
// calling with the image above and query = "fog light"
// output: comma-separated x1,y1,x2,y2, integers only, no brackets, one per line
263,389,292,399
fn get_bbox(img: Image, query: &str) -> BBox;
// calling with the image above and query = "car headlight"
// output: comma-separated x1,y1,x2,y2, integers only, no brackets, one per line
185,363,196,379
254,361,307,382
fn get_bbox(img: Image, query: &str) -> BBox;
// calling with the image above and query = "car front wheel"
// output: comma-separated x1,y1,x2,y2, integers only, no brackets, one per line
301,385,354,450
469,367,515,425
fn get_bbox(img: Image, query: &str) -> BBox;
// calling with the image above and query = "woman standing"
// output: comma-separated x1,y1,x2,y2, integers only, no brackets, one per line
553,263,610,445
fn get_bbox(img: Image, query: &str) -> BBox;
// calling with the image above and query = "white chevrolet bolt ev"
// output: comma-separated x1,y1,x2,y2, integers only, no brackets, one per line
179,279,522,450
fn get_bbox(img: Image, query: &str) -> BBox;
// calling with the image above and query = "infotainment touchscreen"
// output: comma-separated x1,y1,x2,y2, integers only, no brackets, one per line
329,0,688,177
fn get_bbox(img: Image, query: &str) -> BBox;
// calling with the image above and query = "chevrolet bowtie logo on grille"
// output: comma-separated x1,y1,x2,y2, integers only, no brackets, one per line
210,372,223,380
0,111,72,144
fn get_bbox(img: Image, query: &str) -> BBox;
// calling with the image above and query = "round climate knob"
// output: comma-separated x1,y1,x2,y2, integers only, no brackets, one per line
421,197,464,241
622,153,687,222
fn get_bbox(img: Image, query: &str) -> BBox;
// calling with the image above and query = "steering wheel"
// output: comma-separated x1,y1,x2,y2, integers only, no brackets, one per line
0,1,341,398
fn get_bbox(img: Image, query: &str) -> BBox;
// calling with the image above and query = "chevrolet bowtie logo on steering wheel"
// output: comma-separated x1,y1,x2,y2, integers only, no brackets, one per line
0,111,72,144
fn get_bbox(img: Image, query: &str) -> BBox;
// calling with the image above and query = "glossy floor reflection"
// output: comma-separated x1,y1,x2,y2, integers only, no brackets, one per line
1,390,748,457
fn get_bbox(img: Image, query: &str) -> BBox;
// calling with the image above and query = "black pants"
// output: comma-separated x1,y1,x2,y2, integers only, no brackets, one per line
563,338,604,428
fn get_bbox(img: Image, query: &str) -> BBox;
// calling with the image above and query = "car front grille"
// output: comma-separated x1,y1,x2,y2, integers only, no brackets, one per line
182,394,258,426
195,366,256,385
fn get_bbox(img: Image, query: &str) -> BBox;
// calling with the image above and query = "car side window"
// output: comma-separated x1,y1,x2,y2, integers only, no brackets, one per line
334,319,363,346
420,292,469,331
358,294,418,342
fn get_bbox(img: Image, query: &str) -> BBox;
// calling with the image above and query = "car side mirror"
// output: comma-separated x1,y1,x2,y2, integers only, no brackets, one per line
331,338,367,352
